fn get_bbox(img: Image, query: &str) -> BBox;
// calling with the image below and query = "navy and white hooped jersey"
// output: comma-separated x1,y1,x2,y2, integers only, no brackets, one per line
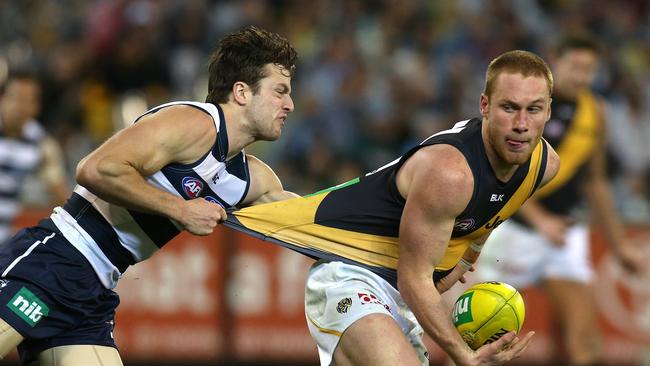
0,119,45,242
50,101,250,289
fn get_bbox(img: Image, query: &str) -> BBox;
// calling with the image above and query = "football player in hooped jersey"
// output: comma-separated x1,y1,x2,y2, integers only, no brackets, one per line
225,50,560,365
0,26,298,366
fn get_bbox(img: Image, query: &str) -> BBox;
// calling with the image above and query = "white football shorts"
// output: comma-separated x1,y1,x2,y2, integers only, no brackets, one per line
304,260,428,366
477,220,593,287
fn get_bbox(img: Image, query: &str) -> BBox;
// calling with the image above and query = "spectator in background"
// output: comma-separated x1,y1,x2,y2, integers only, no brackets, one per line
477,36,645,366
605,70,650,221
0,70,68,243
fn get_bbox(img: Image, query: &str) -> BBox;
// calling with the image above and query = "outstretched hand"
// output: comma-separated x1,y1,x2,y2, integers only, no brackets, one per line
473,331,535,365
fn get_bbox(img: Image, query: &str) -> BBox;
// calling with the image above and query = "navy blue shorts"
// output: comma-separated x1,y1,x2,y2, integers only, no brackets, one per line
0,225,119,364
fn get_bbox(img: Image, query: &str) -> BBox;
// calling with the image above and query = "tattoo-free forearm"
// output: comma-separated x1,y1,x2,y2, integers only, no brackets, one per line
76,158,185,220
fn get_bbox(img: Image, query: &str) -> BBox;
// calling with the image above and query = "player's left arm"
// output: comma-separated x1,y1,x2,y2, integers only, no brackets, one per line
240,154,298,206
583,100,643,274
38,136,70,205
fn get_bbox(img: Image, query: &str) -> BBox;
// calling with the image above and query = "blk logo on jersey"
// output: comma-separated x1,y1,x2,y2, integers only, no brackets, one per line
182,177,204,198
490,194,504,202
7,287,49,327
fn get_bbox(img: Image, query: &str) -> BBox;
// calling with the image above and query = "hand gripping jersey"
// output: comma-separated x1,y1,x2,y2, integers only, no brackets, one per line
49,102,250,289
225,118,548,287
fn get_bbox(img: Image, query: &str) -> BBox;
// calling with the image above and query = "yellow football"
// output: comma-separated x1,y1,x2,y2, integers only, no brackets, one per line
451,281,525,350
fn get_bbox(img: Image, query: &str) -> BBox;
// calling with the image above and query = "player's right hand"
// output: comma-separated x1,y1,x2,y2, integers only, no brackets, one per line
178,198,227,235
472,331,535,365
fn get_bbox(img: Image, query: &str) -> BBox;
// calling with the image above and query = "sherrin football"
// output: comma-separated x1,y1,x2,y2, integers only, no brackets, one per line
452,281,525,350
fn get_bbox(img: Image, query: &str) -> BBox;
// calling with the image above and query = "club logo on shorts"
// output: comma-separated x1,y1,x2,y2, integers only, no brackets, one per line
6,287,49,327
182,177,204,198
336,297,352,314
357,292,390,311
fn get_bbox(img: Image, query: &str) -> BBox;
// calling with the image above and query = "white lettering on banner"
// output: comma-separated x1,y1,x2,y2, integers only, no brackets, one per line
227,253,270,315
116,243,214,314
277,250,312,314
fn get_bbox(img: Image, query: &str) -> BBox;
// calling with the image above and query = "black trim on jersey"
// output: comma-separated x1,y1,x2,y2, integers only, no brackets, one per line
231,154,251,207
126,210,181,248
214,104,228,162
61,193,135,272
225,152,249,181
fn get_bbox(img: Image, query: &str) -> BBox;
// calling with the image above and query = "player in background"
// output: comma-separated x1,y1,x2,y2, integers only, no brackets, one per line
477,36,644,366
0,26,298,366
225,50,560,365
0,70,69,243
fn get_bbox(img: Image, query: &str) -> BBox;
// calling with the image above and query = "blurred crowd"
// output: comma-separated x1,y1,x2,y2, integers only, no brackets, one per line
1,0,649,222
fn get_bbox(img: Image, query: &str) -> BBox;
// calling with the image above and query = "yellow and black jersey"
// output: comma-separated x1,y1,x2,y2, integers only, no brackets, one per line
521,90,600,218
224,118,548,287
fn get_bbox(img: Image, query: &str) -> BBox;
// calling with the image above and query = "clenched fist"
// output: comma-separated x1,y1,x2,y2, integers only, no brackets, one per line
177,197,228,235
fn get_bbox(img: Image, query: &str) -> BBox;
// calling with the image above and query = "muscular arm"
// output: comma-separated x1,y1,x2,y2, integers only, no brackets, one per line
241,154,298,206
396,145,477,365
397,145,534,365
76,105,226,235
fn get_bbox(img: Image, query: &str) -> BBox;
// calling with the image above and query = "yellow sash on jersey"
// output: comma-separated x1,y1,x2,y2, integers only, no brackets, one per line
231,140,546,272
534,91,600,198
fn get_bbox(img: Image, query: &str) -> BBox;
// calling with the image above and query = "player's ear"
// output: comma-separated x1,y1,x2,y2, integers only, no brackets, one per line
232,81,249,105
479,93,489,116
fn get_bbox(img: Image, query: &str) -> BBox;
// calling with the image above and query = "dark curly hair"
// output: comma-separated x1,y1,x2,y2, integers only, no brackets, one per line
205,26,298,104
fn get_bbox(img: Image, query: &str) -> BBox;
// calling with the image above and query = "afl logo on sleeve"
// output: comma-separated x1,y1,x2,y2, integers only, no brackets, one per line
182,177,204,198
